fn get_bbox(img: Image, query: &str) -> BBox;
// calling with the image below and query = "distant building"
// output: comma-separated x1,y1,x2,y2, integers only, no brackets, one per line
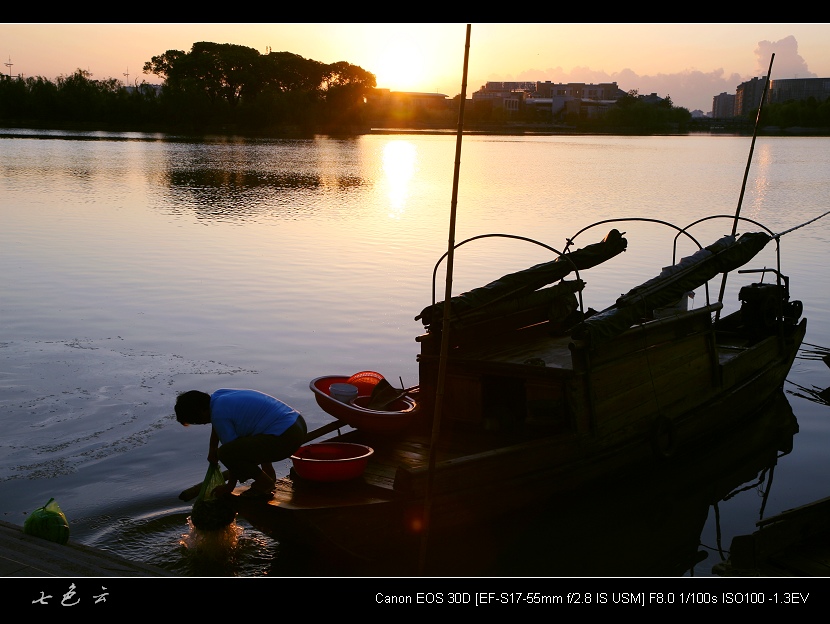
472,81,626,119
534,81,624,100
735,77,767,118
768,77,830,104
712,92,736,118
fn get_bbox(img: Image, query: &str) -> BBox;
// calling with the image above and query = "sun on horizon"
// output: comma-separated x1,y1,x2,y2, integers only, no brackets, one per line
370,40,428,94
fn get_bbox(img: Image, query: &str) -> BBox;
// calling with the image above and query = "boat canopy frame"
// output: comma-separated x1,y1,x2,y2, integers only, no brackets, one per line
425,216,783,331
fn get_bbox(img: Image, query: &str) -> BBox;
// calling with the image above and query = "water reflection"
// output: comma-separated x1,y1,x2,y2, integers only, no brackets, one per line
787,344,830,406
383,140,417,218
747,142,773,220
787,381,830,407
165,168,326,220
496,391,799,577
159,139,367,221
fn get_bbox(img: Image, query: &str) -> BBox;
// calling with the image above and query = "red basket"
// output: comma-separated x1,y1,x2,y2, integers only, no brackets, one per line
346,371,385,396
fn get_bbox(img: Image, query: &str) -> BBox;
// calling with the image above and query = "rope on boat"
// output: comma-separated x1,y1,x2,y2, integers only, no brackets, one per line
774,209,830,238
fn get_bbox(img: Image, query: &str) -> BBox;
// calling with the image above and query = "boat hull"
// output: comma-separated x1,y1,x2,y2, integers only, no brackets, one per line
236,222,811,575
235,317,804,573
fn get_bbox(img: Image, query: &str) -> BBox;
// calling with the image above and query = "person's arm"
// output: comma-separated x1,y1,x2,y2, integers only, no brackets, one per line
207,425,238,496
207,426,219,464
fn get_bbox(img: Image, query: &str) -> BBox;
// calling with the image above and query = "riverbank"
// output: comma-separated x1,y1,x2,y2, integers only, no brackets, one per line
0,520,175,577
3,118,829,138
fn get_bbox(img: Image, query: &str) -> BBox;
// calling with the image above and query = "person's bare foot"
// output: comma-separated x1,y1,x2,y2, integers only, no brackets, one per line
240,485,273,499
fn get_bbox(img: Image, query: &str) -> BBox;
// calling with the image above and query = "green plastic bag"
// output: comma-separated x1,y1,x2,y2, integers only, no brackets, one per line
196,462,226,502
23,497,70,545
191,463,236,531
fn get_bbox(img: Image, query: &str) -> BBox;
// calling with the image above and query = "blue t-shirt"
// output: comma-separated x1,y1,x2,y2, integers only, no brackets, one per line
210,389,300,444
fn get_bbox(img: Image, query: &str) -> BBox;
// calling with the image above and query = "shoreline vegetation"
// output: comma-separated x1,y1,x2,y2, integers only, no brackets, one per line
2,119,828,139
2,41,829,139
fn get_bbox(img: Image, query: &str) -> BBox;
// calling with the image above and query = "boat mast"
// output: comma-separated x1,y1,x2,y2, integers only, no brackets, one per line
716,53,775,315
419,23,471,575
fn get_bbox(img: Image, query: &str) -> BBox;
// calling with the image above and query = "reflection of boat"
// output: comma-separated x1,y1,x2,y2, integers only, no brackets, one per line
233,214,808,575
715,492,830,577
498,390,799,577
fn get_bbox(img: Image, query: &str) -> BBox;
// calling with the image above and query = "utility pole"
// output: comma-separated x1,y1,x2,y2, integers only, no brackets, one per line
4,56,12,79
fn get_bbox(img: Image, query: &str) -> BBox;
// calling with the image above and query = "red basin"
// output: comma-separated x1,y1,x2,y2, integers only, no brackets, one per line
290,442,374,482
310,375,419,433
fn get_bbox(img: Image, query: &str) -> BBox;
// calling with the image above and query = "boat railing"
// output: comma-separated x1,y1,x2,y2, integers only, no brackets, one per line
428,233,579,306
565,215,782,311
423,216,785,343
426,233,588,328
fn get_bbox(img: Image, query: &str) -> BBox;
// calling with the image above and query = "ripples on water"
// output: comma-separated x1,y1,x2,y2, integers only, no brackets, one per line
1,130,829,576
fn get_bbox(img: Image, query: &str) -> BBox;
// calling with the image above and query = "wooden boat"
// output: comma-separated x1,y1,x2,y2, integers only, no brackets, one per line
231,215,808,575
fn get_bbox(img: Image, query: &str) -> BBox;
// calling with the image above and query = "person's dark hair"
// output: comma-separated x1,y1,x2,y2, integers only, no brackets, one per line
175,390,211,425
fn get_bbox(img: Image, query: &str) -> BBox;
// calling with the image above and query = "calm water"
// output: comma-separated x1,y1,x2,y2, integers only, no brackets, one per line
1,128,829,577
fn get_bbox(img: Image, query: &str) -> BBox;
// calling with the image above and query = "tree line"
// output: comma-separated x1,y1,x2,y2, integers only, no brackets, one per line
1,41,828,135
0,42,378,134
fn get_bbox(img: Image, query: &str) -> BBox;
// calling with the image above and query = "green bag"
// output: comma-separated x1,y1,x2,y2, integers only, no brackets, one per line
191,463,236,531
196,462,226,502
23,497,70,545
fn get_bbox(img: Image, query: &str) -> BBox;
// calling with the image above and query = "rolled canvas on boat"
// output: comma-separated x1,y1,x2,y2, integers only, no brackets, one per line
574,232,771,346
416,230,627,329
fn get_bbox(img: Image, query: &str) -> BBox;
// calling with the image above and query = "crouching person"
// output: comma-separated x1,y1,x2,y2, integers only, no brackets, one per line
175,389,307,499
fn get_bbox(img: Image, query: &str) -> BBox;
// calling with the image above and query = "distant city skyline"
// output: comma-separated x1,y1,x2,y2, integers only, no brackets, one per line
1,23,829,112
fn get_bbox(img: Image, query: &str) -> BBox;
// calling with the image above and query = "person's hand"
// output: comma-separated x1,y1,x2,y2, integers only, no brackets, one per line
211,482,234,498
207,448,218,464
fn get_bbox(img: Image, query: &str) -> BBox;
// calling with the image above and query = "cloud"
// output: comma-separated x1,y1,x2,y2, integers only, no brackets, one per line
755,35,815,80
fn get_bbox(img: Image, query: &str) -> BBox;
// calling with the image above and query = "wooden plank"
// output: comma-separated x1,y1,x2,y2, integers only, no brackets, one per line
591,334,714,425
586,305,718,366
720,335,780,388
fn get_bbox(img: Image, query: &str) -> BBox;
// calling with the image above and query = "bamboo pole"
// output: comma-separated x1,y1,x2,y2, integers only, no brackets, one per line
419,23,471,575
716,53,775,315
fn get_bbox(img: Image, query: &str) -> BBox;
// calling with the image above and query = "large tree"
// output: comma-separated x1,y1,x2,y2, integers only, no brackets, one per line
143,42,262,106
142,41,377,130
259,51,328,94
320,61,377,127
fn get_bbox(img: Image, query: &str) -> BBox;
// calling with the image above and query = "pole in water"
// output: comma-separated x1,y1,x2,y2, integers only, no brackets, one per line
716,53,774,315
419,23,471,576
731,53,775,236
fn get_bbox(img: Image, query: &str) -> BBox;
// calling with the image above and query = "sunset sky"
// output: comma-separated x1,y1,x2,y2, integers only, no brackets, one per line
2,23,829,113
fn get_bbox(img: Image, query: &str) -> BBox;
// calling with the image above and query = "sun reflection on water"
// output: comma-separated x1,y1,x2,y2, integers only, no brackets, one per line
383,140,417,218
